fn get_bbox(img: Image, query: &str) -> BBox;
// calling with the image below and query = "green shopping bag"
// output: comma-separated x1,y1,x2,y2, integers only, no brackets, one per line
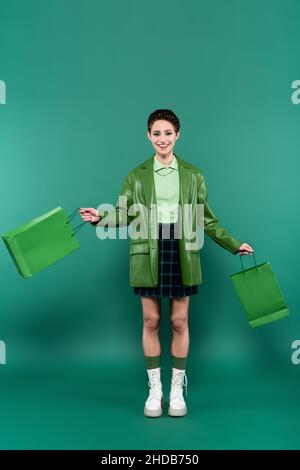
1,207,86,279
230,254,290,328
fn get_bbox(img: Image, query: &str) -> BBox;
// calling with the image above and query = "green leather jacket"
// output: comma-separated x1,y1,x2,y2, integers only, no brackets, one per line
93,153,242,287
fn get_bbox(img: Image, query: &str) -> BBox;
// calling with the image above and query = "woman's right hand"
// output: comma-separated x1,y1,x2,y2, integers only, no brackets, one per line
79,207,100,224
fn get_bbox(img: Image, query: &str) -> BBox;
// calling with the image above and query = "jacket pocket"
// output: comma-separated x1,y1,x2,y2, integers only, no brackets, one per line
129,242,153,287
130,242,149,255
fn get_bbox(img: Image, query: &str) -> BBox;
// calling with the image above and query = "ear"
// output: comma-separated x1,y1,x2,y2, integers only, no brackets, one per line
176,131,180,140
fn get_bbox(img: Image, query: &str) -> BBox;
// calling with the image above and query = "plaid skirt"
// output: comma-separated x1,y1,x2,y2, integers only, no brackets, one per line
133,222,199,298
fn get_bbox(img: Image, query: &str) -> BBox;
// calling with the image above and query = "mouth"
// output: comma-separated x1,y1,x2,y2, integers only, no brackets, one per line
157,144,170,150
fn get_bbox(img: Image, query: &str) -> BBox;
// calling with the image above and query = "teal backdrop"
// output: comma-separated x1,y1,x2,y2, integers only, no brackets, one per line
0,0,299,450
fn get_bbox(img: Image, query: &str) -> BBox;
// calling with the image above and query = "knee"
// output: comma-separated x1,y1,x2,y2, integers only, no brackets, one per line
171,315,188,333
143,314,160,332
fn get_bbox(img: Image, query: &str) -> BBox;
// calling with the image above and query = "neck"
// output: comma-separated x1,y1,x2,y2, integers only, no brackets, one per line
155,152,174,166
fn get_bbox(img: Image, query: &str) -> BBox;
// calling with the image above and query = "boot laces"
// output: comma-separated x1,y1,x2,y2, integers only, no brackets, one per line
148,369,162,400
171,370,188,399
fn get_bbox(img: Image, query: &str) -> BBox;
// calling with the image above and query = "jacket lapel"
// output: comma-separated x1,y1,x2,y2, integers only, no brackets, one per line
140,155,156,208
177,154,191,207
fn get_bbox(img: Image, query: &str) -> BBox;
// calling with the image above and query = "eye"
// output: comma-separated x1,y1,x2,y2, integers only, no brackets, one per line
153,132,172,136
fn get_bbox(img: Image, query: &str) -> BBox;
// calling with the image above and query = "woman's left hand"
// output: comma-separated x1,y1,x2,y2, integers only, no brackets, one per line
238,243,254,256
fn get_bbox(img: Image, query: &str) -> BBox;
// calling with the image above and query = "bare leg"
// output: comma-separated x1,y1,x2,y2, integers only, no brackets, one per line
141,296,162,356
169,297,190,357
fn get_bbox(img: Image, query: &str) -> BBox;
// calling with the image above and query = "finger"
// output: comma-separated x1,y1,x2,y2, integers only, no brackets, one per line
80,208,94,213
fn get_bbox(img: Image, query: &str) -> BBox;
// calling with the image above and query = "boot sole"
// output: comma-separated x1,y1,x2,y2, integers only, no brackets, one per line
168,404,187,417
144,397,164,418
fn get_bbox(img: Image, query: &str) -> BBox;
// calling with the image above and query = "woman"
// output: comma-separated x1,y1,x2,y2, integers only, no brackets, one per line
80,109,254,419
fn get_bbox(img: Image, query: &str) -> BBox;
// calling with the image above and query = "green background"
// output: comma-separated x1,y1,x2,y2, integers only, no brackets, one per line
0,0,299,450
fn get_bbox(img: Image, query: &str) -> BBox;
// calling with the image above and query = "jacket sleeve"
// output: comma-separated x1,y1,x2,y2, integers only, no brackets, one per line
197,174,242,254
91,173,135,228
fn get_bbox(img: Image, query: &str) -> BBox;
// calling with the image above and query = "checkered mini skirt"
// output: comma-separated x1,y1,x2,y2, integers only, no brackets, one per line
133,222,199,298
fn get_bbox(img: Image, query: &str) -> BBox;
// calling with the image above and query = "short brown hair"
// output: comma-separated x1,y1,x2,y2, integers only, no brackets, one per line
147,109,180,133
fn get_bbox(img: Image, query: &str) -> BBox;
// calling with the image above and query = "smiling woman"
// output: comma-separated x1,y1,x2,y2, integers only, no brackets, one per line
79,108,254,418
149,110,180,164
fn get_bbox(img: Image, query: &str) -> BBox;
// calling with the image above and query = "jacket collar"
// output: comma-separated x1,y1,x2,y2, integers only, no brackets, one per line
139,153,191,208
153,154,178,172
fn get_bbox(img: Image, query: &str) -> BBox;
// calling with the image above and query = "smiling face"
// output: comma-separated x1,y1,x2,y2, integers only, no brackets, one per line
147,119,179,159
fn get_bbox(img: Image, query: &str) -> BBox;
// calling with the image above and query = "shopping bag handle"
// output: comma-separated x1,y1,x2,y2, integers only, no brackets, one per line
240,252,257,273
66,207,86,236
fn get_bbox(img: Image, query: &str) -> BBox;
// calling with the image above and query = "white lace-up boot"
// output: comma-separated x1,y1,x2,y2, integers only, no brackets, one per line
168,367,188,417
144,367,164,417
